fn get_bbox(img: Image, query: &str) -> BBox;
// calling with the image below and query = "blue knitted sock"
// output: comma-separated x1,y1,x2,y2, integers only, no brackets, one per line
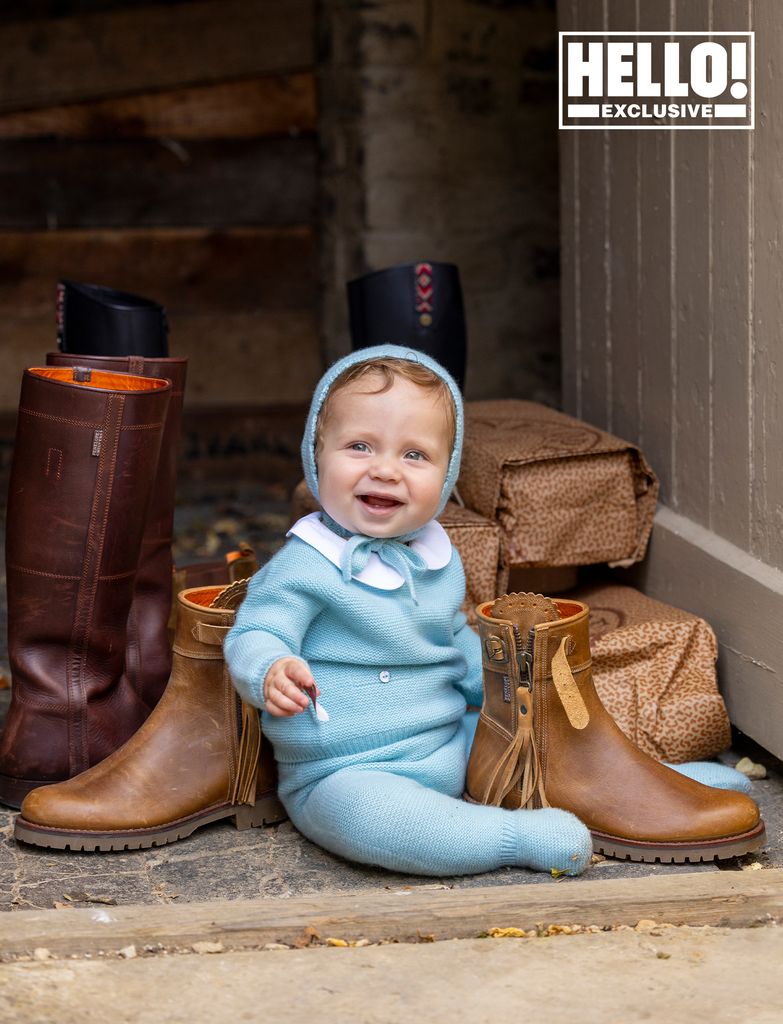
509,807,593,876
665,760,752,793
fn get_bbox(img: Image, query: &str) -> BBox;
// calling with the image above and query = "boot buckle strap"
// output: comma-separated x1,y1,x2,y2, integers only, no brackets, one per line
194,621,231,646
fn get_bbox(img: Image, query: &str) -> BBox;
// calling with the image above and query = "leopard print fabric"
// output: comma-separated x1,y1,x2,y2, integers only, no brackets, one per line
458,400,659,569
567,581,731,762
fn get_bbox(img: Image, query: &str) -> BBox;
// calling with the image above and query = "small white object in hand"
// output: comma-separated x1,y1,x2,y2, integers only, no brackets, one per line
306,685,330,722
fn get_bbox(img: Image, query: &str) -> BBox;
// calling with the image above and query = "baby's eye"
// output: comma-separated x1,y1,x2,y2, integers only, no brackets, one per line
349,442,370,452
404,449,427,461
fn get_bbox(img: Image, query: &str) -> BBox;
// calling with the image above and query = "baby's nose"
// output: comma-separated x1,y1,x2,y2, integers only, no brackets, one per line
369,455,400,480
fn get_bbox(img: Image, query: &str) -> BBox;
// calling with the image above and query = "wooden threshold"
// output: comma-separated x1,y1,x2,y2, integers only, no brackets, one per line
1,868,781,958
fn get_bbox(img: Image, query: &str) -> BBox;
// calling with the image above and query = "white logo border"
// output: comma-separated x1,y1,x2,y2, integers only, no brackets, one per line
558,30,755,131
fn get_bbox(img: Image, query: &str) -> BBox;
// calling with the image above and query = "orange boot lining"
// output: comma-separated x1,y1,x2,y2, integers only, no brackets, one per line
184,586,226,607
29,367,168,392
478,598,585,622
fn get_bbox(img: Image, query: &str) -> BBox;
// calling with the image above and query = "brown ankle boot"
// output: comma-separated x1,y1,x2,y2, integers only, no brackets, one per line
15,582,284,851
0,366,171,808
47,352,188,710
465,593,765,862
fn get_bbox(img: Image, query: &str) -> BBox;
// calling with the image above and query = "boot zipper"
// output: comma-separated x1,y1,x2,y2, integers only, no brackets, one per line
511,625,534,690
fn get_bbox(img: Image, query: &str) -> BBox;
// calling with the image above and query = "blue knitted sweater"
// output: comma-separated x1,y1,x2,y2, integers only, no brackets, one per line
224,531,484,768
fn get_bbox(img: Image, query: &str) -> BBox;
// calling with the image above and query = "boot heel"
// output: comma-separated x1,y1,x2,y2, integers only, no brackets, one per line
233,793,287,830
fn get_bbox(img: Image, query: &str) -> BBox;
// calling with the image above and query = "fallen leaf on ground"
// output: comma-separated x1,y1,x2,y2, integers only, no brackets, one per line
735,757,767,780
325,937,349,947
212,518,240,535
191,941,224,955
62,892,117,906
292,926,319,949
151,886,180,903
486,927,528,939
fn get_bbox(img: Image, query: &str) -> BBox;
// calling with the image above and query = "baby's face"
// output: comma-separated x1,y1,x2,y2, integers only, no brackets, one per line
317,374,451,538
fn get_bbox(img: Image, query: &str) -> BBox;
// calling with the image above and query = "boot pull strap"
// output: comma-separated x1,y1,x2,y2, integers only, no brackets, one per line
194,622,231,646
551,636,589,730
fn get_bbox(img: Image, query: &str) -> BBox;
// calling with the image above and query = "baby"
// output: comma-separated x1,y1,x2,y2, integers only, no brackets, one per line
224,344,594,876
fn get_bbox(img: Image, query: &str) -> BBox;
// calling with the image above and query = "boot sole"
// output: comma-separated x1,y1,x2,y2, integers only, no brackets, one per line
13,793,287,852
591,821,767,863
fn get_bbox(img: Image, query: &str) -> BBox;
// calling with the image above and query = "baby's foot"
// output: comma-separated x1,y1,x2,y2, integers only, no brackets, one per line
665,761,752,794
512,807,592,875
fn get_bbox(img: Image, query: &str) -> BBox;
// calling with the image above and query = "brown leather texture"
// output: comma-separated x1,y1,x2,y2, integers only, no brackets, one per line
458,400,659,569
0,366,171,806
465,609,522,802
467,595,761,847
47,352,188,710
290,480,508,625
20,585,277,832
568,581,731,762
491,592,560,634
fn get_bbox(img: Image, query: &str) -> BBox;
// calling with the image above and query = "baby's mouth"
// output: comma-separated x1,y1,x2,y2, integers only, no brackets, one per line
359,493,403,510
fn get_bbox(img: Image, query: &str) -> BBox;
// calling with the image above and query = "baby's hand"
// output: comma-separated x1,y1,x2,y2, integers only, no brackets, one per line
263,657,319,717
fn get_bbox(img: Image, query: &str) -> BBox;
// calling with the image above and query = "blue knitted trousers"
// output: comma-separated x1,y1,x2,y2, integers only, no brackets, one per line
280,719,592,877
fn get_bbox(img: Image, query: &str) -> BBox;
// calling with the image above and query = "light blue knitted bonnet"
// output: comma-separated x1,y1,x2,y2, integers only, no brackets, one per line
301,344,464,522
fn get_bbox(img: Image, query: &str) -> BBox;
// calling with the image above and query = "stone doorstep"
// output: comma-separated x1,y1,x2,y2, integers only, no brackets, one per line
1,868,781,961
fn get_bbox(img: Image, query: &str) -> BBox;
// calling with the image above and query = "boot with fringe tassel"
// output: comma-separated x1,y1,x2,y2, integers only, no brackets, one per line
15,581,284,851
465,592,765,863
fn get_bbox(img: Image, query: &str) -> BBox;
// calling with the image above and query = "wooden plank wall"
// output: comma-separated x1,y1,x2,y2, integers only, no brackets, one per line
0,0,321,411
559,0,780,571
559,0,783,754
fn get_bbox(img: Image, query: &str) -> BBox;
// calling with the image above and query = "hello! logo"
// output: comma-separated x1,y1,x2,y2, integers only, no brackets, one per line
559,32,754,130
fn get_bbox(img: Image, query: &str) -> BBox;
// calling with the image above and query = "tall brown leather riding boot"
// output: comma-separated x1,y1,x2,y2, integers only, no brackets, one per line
47,353,188,710
15,582,285,851
0,366,171,808
465,593,765,862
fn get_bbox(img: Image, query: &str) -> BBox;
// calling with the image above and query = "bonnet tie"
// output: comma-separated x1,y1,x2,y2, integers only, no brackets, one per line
322,512,427,604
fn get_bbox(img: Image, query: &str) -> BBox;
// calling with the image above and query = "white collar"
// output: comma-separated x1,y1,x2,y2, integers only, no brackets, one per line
287,512,452,590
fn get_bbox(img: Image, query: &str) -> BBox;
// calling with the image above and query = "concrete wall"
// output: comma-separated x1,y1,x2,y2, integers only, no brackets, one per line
319,0,561,403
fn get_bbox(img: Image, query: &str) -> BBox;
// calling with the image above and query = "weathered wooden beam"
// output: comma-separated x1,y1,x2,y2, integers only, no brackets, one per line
0,72,316,140
0,0,315,113
0,869,780,957
0,227,317,315
0,137,316,228
0,309,321,411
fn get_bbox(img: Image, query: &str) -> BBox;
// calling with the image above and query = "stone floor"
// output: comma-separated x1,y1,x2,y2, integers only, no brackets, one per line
0,481,781,913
